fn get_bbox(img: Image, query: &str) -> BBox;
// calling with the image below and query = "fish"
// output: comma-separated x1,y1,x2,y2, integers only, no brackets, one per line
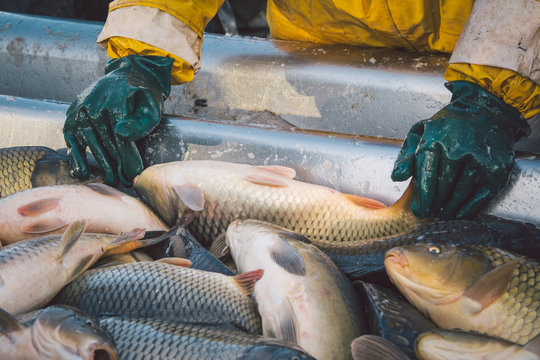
415,329,540,360
351,335,412,360
54,260,264,334
0,305,117,360
92,250,154,268
226,219,366,360
315,215,540,280
357,281,436,358
0,183,168,244
99,316,315,360
0,146,103,197
0,220,150,315
133,160,426,248
385,243,540,345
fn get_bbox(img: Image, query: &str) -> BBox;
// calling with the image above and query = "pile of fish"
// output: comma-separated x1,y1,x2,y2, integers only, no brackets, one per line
0,145,539,359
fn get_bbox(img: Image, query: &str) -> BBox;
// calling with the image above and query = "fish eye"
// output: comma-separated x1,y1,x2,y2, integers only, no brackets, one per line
427,244,441,254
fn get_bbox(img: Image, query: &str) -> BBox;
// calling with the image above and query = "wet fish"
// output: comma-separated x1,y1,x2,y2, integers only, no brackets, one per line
226,219,366,360
351,335,412,360
0,305,117,360
133,160,425,247
0,146,103,197
415,329,540,360
385,243,540,345
99,316,314,360
316,215,540,280
0,183,167,244
93,250,153,268
357,281,436,358
55,260,263,334
0,220,148,315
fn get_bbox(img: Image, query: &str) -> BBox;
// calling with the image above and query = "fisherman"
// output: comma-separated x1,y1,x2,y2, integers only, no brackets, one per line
63,0,540,220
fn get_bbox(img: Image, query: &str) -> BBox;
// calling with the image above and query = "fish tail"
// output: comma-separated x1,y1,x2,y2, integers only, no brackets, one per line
388,181,414,211
232,269,264,296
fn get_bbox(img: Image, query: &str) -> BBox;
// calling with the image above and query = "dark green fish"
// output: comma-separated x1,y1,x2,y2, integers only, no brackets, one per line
0,305,117,360
0,146,103,197
356,281,436,359
54,261,263,334
99,316,315,360
315,215,540,280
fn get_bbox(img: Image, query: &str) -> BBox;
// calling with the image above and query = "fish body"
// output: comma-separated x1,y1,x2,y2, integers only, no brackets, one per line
133,160,424,247
0,183,167,244
0,146,103,197
385,243,540,345
319,215,540,280
351,335,411,360
99,316,314,360
0,220,146,315
227,219,366,360
415,329,540,360
358,281,436,358
0,305,116,360
55,261,263,333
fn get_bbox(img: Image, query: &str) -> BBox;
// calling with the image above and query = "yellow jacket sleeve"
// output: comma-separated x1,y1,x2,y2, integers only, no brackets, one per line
97,0,224,85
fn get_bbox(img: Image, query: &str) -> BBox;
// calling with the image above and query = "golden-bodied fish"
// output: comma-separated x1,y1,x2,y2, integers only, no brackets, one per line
351,335,412,360
92,250,153,268
133,160,424,247
0,305,117,360
55,260,263,334
226,219,366,360
415,329,540,360
99,316,314,360
0,183,167,245
0,146,103,198
0,220,149,315
385,243,540,345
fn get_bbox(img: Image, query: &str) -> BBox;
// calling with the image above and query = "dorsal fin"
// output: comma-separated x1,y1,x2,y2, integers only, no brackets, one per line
59,220,88,260
255,165,296,179
342,193,387,209
463,258,520,313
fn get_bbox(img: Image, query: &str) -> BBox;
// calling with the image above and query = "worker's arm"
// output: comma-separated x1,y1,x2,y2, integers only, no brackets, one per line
392,0,540,219
64,1,223,185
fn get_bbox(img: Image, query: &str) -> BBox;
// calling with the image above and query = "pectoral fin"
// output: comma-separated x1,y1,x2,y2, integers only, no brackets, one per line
68,254,97,281
17,198,60,217
23,218,67,234
0,307,23,341
269,241,306,276
463,258,520,313
266,299,298,344
172,184,205,211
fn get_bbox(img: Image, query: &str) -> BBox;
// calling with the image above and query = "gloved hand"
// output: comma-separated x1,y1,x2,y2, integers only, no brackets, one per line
392,81,530,220
63,55,174,186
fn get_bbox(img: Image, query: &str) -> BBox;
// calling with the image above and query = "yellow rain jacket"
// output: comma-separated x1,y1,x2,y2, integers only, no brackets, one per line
97,0,540,119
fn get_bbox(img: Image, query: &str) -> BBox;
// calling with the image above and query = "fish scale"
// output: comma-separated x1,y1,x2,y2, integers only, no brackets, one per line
134,160,425,248
99,317,313,360
54,261,262,334
470,245,540,344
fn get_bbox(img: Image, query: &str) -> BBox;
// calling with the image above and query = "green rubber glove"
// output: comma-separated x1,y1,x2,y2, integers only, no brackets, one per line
63,55,174,186
391,81,530,220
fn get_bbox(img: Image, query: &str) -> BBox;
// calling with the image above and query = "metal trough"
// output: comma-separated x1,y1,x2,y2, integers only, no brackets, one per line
0,12,539,225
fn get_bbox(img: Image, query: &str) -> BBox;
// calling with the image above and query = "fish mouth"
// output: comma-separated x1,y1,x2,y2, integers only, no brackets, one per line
384,248,409,269
88,343,118,360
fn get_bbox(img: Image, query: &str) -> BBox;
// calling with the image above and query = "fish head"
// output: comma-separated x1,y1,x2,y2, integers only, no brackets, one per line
133,163,176,224
415,329,519,360
32,305,117,360
32,155,104,187
226,219,276,266
384,243,490,310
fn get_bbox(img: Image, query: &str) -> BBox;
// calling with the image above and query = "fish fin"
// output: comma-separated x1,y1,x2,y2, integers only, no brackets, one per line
523,334,540,356
0,307,23,340
172,184,205,211
23,218,68,234
156,257,192,268
351,335,411,360
342,193,387,209
463,258,520,313
242,174,287,188
209,232,230,259
17,198,60,217
269,241,306,276
276,230,311,244
59,220,88,260
232,269,264,296
255,165,296,179
272,299,298,344
84,183,124,197
102,228,147,256
388,182,414,211
175,211,196,227
68,254,96,281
